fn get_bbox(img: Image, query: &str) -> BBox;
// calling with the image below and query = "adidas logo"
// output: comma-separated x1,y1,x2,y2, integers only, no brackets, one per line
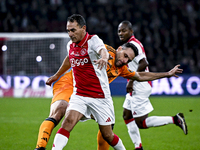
70,51,74,55
133,111,137,115
106,117,111,122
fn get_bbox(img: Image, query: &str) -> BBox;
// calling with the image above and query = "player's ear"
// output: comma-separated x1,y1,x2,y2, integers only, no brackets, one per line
82,25,86,30
117,46,122,51
131,29,134,35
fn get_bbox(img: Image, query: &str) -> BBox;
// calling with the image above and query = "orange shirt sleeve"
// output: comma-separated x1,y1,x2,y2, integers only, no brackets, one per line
119,65,136,79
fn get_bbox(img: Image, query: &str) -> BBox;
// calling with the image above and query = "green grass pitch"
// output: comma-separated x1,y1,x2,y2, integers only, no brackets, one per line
0,96,199,150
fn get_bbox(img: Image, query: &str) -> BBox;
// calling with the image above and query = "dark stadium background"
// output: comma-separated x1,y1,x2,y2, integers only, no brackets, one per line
0,0,200,74
0,1,200,150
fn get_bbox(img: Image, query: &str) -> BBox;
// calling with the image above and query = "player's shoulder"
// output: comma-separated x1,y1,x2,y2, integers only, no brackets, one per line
67,40,72,51
67,40,72,45
129,39,144,49
88,34,103,44
105,44,116,54
89,34,99,40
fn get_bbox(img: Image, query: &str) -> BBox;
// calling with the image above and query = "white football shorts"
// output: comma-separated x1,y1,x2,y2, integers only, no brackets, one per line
123,84,153,118
68,94,115,125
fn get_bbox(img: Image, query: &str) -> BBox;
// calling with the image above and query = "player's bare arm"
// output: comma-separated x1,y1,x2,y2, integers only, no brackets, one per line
46,56,71,86
131,64,183,81
94,48,109,70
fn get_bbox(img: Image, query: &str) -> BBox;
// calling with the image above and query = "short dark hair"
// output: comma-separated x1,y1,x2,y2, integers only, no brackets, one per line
67,14,86,28
120,21,133,30
122,42,138,56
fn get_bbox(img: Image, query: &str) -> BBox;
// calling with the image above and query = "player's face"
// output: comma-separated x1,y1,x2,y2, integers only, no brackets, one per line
118,24,133,42
66,21,86,43
115,47,135,67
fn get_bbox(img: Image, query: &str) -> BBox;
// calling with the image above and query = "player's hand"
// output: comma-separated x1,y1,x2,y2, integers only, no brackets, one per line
46,75,59,86
168,64,183,77
126,80,134,93
94,58,108,70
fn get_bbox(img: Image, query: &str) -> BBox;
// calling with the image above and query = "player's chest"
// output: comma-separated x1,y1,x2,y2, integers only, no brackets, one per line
69,46,89,58
107,62,120,77
69,46,92,67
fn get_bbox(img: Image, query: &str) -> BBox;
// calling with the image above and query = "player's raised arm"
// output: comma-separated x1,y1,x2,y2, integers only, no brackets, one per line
46,56,71,86
94,48,109,70
131,64,183,81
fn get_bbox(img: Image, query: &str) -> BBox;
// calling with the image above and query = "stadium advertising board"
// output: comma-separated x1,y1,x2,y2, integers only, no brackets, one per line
0,75,200,97
0,75,52,97
110,75,200,96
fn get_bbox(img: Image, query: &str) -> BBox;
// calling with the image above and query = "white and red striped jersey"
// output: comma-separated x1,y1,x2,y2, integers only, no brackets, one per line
127,36,149,72
127,36,152,95
67,32,111,98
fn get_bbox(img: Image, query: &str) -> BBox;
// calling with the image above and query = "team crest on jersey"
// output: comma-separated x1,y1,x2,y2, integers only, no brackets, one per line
80,48,87,56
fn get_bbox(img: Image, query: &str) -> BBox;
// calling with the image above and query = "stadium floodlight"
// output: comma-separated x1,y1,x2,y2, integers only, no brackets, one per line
1,45,7,51
0,33,70,76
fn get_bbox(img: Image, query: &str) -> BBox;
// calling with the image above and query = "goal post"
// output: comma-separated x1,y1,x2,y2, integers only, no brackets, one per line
0,33,70,98
0,33,70,76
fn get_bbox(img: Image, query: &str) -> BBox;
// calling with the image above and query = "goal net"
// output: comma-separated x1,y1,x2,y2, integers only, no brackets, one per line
0,33,70,76
0,33,70,98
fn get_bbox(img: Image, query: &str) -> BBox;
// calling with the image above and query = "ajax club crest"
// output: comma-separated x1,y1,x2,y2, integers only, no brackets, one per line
80,48,87,56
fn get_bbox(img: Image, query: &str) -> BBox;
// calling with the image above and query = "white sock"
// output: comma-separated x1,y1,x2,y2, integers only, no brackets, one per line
52,133,68,150
112,138,126,150
110,134,126,150
145,116,173,127
126,120,142,148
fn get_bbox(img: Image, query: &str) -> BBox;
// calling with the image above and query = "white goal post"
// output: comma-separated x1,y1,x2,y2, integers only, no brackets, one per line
0,33,70,76
0,33,70,97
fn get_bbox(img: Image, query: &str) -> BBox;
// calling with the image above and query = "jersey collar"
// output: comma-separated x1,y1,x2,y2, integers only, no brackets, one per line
127,35,135,42
73,32,89,47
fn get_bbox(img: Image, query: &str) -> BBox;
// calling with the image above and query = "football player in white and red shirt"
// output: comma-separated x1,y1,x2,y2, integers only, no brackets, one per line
34,15,185,150
48,14,126,150
117,21,188,150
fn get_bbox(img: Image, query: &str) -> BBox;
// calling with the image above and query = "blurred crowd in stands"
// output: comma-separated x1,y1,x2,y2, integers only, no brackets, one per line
0,0,200,74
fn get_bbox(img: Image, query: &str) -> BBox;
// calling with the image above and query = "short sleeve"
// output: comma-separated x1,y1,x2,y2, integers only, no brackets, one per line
129,41,146,63
134,53,146,63
120,65,136,78
89,35,106,53
66,40,72,55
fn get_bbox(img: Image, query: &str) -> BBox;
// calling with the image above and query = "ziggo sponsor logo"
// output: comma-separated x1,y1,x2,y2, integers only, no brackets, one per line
70,58,89,67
